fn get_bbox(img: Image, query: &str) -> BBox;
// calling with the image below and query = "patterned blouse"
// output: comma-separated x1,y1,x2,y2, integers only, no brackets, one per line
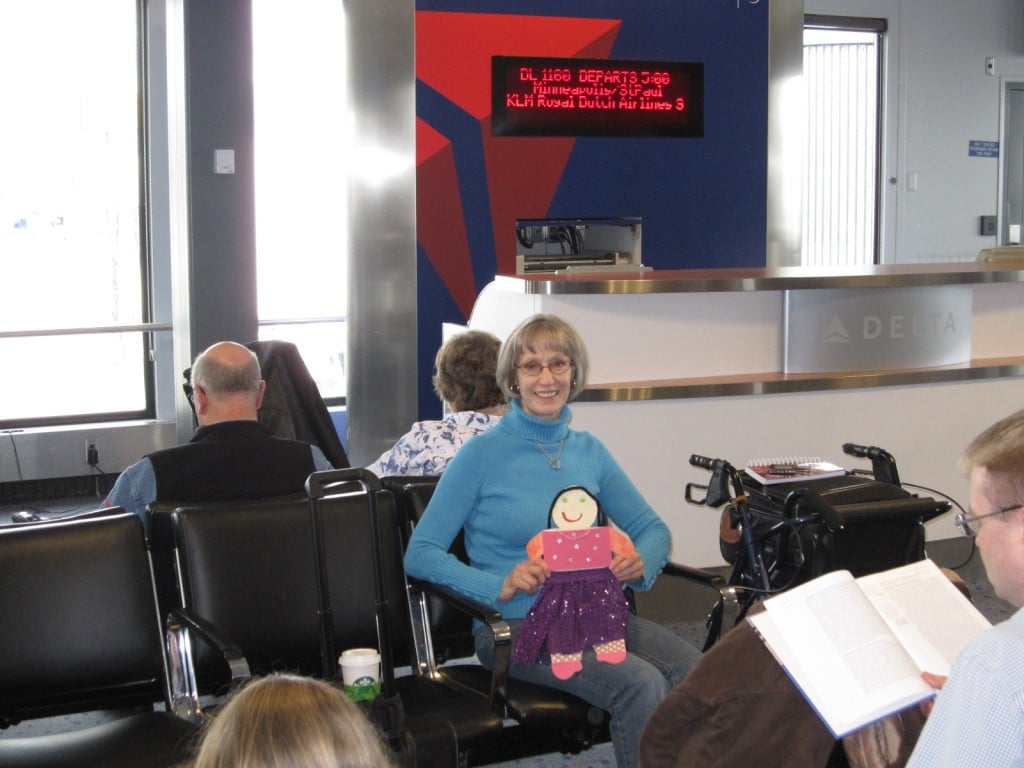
365,410,503,478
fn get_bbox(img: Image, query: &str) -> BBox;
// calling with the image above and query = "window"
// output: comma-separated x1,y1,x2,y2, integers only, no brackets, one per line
252,0,348,403
0,0,150,426
803,17,885,267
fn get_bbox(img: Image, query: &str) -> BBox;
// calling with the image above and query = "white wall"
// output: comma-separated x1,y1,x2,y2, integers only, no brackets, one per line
806,0,1024,262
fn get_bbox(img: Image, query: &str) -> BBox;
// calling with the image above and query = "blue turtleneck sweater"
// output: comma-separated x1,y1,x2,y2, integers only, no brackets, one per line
403,399,672,620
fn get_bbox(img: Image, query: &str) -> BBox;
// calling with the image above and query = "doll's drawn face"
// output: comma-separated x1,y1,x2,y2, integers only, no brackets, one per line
551,488,599,530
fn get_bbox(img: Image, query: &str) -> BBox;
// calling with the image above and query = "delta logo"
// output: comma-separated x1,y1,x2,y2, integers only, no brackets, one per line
824,312,959,343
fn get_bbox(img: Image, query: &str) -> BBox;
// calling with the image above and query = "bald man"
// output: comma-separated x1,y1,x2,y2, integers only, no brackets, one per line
103,341,333,532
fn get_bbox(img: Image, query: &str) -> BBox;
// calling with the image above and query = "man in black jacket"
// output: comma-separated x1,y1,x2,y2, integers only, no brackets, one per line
103,341,333,532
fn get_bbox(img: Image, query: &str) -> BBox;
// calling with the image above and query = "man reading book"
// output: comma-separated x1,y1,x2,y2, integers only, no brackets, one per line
907,408,1024,768
638,566,973,768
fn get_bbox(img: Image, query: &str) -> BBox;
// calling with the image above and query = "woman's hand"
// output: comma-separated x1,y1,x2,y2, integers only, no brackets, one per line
499,559,550,602
918,671,948,716
610,552,645,584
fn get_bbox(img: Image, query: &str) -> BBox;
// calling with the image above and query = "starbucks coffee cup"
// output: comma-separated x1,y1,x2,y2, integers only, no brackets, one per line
339,647,382,701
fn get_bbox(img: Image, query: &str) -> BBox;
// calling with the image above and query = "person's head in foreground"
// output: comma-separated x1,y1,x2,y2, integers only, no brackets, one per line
190,673,391,768
958,408,1024,608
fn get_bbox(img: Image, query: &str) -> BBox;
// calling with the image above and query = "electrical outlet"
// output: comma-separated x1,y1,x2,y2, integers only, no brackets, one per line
86,440,99,467
986,57,995,76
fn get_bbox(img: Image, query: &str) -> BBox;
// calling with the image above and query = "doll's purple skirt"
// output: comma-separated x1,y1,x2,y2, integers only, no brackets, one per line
512,568,630,664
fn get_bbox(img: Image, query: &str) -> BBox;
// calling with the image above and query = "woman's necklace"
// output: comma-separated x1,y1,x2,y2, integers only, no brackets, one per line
534,438,565,470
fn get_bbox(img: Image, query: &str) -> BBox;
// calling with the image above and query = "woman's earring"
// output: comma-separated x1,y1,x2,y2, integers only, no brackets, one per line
510,383,520,393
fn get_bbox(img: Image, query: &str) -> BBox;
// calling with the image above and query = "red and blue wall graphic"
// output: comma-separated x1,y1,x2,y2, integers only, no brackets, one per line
414,0,768,416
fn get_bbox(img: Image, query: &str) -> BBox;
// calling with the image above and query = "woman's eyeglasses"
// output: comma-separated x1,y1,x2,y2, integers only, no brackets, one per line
516,359,573,377
955,503,1024,537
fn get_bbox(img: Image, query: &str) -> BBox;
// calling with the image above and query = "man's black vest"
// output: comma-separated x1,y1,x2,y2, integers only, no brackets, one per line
148,420,316,502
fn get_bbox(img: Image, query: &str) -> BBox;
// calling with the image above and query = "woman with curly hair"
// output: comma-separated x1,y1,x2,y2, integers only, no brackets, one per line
367,330,505,477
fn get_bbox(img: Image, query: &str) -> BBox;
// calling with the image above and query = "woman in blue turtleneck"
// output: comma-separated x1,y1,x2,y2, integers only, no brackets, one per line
403,313,700,768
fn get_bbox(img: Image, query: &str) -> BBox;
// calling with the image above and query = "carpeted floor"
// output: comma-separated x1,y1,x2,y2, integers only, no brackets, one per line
491,743,618,768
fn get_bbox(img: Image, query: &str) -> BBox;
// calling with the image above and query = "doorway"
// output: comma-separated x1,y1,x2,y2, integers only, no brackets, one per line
1000,81,1024,245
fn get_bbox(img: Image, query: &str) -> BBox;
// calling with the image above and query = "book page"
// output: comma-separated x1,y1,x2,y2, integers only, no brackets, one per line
750,569,934,736
857,558,991,676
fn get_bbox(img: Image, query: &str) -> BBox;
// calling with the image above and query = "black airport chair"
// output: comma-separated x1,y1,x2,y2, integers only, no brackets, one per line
382,475,609,756
308,469,510,767
381,474,728,760
0,510,200,768
161,472,505,766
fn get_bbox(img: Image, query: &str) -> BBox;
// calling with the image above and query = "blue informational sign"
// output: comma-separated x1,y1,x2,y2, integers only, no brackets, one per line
969,140,999,158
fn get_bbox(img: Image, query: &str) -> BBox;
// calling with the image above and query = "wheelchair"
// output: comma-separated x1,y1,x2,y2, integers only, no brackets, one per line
686,444,950,647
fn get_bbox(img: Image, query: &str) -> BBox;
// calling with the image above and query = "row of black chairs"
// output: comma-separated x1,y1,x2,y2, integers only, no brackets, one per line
0,469,726,767
0,509,199,768
152,470,512,767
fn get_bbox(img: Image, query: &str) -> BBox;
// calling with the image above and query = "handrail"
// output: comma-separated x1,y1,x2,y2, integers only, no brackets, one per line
0,322,172,339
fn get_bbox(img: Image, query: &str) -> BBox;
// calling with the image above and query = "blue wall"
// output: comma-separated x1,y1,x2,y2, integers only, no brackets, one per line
414,1,770,416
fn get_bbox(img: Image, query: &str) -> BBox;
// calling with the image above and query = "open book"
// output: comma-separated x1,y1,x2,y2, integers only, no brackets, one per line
747,558,991,738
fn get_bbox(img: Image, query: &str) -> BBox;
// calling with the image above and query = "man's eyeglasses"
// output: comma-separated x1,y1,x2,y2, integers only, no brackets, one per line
516,359,573,377
955,503,1024,537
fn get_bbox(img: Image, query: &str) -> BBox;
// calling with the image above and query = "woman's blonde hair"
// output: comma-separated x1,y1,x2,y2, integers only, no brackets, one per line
495,314,589,403
190,674,392,768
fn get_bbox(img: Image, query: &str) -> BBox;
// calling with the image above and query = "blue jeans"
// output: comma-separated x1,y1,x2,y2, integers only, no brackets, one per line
475,615,700,768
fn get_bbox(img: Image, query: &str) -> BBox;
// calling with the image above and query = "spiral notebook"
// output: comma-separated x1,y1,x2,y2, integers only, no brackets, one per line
744,457,847,486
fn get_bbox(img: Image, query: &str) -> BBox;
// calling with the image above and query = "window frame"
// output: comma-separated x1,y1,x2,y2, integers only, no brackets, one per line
0,0,159,429
803,14,887,267
251,0,349,408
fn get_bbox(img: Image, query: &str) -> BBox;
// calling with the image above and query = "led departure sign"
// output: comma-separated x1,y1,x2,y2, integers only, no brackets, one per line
492,56,704,138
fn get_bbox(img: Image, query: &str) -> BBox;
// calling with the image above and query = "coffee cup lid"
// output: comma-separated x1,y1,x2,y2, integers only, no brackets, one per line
340,647,380,663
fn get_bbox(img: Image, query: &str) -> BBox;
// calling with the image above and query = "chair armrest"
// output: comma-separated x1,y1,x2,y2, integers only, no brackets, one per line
406,576,511,712
662,561,728,590
409,577,507,628
659,562,734,651
165,607,251,720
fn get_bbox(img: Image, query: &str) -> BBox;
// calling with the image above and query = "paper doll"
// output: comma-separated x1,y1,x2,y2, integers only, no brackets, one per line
511,486,636,680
